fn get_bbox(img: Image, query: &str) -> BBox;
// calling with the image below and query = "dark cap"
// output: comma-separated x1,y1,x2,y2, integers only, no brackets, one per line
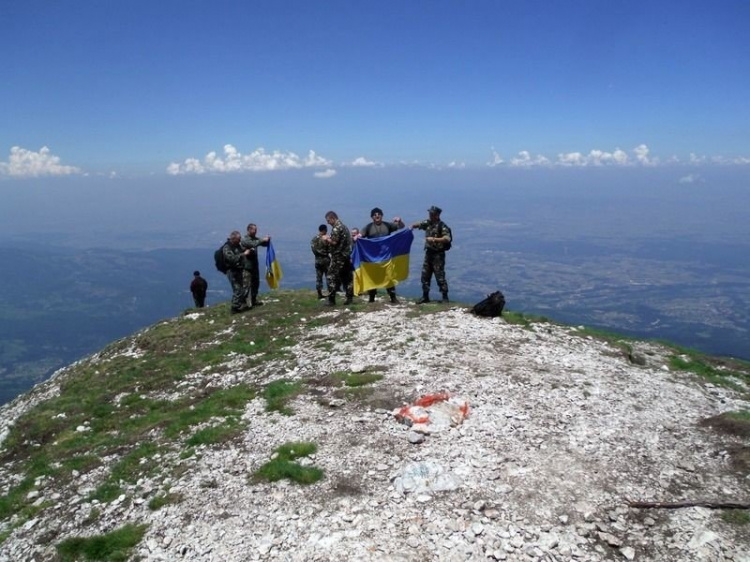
370,207,383,217
193,270,201,276
428,205,442,215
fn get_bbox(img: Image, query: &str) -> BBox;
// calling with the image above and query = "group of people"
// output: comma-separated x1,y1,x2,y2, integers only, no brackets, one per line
199,206,452,314
311,206,453,306
221,223,272,314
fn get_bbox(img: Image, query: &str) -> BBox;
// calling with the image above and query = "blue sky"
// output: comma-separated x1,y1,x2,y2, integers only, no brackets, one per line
1,0,749,178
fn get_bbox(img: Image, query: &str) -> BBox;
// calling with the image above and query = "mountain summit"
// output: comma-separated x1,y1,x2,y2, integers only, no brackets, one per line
1,291,749,561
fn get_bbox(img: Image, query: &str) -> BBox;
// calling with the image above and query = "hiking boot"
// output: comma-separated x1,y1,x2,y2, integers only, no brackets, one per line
416,293,430,304
253,300,264,307
441,292,449,303
344,295,354,305
368,293,376,303
389,294,399,304
317,289,324,299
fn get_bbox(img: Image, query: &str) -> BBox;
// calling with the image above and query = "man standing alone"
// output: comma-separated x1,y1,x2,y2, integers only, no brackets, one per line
411,206,452,304
323,211,354,306
361,207,404,303
241,223,271,308
190,270,208,308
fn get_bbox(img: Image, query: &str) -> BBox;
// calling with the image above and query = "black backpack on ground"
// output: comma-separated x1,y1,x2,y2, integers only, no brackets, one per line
471,291,505,317
214,243,229,274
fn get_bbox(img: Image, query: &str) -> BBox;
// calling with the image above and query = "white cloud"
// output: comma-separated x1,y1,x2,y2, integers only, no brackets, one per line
347,156,381,167
709,155,750,165
447,161,466,169
509,151,551,168
314,168,337,179
633,144,657,166
556,151,586,167
678,173,702,184
0,146,81,177
556,145,653,167
486,148,504,167
167,144,333,175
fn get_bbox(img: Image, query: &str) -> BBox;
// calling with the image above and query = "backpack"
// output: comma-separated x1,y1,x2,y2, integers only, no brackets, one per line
439,222,452,251
471,291,505,317
214,243,229,274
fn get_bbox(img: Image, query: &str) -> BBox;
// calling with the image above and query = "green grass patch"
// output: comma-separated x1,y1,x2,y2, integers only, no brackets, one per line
253,441,323,485
722,509,750,525
56,523,147,561
186,420,244,447
263,380,302,415
669,354,748,392
0,476,34,520
148,493,182,511
502,310,549,327
332,371,384,387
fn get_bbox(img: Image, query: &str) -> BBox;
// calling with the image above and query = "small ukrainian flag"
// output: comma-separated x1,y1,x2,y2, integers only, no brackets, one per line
265,242,283,290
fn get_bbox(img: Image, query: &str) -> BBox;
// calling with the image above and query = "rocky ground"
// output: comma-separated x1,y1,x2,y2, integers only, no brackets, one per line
1,298,749,561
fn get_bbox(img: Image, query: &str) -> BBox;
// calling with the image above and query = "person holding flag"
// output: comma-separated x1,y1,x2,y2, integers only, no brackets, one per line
411,206,452,304
241,223,271,307
360,207,405,303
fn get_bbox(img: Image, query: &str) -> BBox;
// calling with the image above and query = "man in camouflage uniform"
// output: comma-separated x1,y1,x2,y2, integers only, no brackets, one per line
411,206,452,304
323,210,354,305
311,224,330,299
223,231,252,314
241,223,271,307
361,207,405,303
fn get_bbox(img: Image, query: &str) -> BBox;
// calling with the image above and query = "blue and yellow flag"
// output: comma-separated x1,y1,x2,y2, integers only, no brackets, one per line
352,228,414,295
265,242,283,290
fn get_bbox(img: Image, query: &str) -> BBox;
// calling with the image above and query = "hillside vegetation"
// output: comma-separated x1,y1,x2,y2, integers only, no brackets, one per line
1,290,749,561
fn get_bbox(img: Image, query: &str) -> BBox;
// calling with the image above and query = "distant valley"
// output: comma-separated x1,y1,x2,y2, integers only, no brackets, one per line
1,225,748,405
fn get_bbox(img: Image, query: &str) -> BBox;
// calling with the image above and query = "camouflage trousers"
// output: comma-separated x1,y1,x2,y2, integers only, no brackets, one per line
421,250,448,294
226,270,248,311
243,268,260,304
327,254,353,297
315,258,330,291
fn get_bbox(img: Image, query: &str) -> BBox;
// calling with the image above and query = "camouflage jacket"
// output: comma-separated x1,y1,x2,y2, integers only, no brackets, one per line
241,235,268,270
311,235,330,263
329,220,352,258
415,220,452,252
222,241,245,271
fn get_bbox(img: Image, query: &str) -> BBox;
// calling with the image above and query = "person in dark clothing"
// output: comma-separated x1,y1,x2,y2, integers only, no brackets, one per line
411,206,452,304
361,207,404,303
311,224,330,300
190,270,208,308
323,211,354,305
241,223,271,307
223,231,252,314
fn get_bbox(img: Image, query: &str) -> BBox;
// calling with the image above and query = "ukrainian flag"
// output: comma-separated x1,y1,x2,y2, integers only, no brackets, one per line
265,242,283,290
352,228,414,295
